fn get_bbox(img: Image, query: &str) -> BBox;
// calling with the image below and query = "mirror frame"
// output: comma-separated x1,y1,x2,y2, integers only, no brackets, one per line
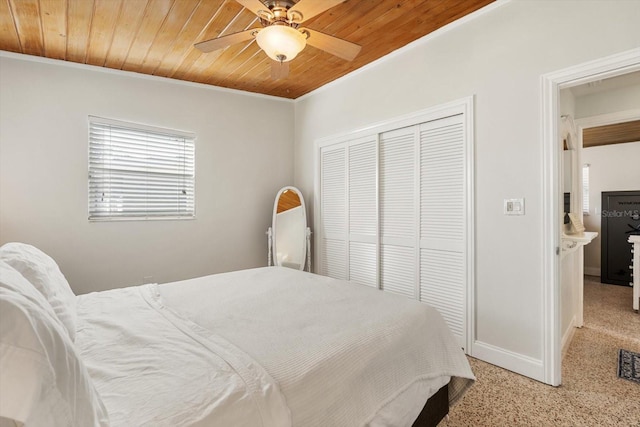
272,186,307,270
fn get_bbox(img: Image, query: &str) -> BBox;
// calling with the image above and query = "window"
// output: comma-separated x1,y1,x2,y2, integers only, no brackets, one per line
582,164,590,215
88,117,195,220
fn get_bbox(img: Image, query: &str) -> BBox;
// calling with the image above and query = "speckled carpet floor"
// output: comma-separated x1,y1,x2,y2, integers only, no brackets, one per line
444,277,640,426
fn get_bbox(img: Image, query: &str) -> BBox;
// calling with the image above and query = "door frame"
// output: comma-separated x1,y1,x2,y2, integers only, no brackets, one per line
541,48,640,386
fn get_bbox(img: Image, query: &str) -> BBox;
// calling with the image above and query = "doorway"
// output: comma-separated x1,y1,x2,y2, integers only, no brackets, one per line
561,93,640,328
541,48,640,386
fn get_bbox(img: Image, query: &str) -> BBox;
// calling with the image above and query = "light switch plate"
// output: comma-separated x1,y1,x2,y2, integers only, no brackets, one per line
504,198,525,215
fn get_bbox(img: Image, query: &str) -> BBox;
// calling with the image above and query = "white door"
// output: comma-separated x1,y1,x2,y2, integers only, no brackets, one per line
419,114,467,347
317,100,473,352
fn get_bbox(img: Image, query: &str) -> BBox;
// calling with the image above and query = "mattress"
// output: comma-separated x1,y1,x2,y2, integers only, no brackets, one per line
76,267,474,426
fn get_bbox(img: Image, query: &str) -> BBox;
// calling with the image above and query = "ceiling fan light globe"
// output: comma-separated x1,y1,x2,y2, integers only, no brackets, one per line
256,25,306,62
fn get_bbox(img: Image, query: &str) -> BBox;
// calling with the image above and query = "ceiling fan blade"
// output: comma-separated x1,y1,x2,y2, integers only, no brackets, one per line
287,0,344,24
304,29,361,61
271,60,289,80
235,0,273,19
194,29,258,53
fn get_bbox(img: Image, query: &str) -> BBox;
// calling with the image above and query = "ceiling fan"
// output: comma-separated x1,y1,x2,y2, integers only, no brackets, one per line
194,0,362,79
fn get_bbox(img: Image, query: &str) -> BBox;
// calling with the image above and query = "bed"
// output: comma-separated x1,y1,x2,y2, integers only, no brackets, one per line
0,243,474,427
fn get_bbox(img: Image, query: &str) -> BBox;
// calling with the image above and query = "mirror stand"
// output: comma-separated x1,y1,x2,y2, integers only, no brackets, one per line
267,186,312,272
305,227,312,272
267,226,312,272
267,227,273,267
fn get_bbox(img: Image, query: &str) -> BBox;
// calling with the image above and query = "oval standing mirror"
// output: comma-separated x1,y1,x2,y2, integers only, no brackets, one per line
270,186,309,270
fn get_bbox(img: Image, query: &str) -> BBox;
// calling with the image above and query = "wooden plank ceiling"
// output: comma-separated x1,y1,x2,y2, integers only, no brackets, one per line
0,0,494,99
583,120,640,148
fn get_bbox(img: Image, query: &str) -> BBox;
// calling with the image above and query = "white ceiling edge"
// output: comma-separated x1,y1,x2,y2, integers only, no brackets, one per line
0,50,295,104
294,0,511,103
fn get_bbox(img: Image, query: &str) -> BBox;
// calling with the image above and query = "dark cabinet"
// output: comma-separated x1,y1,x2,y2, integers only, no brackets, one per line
601,190,640,286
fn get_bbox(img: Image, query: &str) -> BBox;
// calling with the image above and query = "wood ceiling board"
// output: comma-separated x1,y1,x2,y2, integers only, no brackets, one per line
85,0,123,66
288,0,345,25
120,0,173,72
172,1,249,80
65,0,93,63
0,0,21,52
153,1,224,77
198,43,261,86
198,10,260,84
137,0,200,75
168,1,240,79
40,0,67,60
583,120,640,148
103,0,149,69
201,38,256,85
9,0,44,55
0,0,496,99
210,40,264,85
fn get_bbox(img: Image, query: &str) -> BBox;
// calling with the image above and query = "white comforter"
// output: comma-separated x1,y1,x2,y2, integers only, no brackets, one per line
77,267,474,427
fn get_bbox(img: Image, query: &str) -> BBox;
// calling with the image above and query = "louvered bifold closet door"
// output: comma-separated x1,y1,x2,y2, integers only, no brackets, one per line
320,145,348,280
380,126,417,298
419,114,466,345
348,137,378,288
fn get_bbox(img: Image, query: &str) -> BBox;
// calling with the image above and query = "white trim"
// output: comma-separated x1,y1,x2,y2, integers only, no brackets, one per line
584,267,601,277
541,47,640,386
472,341,544,381
296,0,510,102
313,139,321,274
576,247,585,328
88,115,195,139
375,133,381,290
576,109,640,129
413,125,421,301
0,51,294,104
561,315,577,360
465,96,476,355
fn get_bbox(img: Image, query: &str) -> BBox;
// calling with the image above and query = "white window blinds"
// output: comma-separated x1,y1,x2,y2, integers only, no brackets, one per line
88,117,195,220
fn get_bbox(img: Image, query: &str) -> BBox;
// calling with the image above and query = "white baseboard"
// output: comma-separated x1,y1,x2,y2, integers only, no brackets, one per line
584,267,600,277
472,341,544,382
561,316,577,359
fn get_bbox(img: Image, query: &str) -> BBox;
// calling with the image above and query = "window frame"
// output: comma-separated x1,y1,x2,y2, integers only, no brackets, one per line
88,116,196,222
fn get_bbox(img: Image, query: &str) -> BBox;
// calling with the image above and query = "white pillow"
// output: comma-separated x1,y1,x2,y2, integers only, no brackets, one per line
0,262,109,427
0,243,77,341
0,261,61,328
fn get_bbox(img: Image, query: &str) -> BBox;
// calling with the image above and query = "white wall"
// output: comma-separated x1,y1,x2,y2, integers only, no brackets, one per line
293,0,640,379
0,55,294,294
575,83,640,119
582,141,640,274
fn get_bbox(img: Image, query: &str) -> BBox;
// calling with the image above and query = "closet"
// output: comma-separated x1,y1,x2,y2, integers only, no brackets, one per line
316,98,474,350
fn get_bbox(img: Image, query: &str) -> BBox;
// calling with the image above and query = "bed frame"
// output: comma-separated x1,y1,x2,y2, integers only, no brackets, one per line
412,383,449,427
